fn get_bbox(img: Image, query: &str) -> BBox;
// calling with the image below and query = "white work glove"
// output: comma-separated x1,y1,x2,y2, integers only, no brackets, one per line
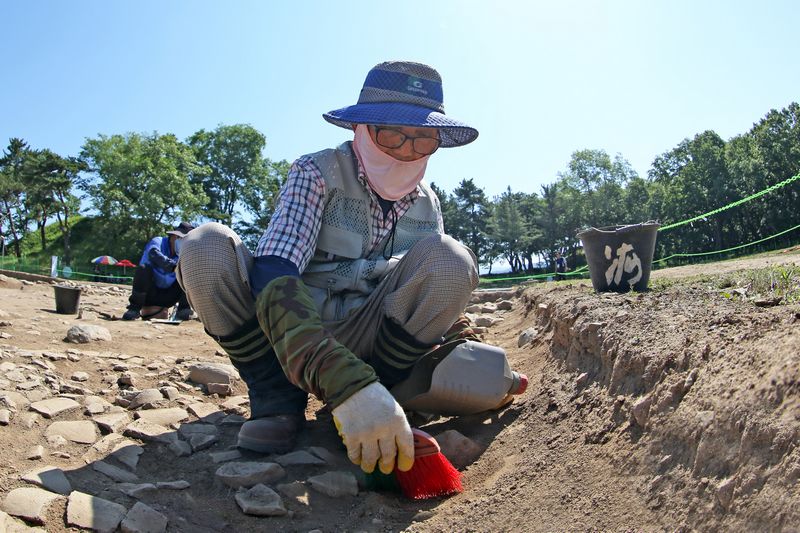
332,381,414,474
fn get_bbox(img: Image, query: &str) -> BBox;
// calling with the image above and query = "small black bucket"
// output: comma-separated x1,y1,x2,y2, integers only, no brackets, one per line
54,285,81,314
577,222,660,292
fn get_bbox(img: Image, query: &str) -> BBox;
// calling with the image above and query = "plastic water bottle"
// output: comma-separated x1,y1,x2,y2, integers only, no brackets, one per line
390,340,528,416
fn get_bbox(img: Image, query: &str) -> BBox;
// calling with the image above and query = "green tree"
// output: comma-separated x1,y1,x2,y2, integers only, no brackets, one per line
450,178,491,265
490,187,527,273
0,138,31,257
80,132,208,253
649,130,730,252
188,124,272,224
24,149,85,264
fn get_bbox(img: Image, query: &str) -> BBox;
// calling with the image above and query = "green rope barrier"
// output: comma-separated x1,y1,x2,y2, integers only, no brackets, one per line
653,222,800,264
479,264,589,284
658,173,800,232
478,173,800,285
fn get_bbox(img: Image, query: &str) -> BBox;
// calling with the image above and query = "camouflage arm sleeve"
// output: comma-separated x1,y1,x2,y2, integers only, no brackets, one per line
255,275,378,409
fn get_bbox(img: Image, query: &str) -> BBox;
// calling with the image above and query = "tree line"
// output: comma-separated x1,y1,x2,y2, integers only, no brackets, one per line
1,103,798,273
436,102,799,273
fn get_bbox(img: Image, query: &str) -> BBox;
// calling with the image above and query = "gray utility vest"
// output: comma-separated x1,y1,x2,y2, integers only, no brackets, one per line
302,142,441,322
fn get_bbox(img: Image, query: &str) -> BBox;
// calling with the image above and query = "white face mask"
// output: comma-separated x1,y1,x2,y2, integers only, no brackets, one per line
173,237,183,255
352,124,430,201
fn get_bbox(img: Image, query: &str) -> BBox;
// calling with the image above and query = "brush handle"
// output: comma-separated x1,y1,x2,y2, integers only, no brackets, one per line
411,428,440,458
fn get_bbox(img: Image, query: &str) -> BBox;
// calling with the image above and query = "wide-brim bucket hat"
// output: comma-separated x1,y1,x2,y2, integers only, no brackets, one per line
323,61,478,148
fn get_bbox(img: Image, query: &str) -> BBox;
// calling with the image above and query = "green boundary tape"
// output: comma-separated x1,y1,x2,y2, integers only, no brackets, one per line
653,222,800,264
658,173,799,232
479,173,800,285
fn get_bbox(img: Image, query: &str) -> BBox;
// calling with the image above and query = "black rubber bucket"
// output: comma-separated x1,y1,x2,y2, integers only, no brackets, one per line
54,285,81,314
577,222,660,292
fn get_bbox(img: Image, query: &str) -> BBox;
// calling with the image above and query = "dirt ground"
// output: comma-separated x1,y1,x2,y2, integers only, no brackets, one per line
0,248,798,532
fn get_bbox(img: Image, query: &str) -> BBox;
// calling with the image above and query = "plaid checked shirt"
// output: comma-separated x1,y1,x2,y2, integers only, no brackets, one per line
255,146,445,273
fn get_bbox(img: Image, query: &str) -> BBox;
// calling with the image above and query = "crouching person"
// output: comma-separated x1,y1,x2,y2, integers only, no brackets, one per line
122,222,195,321
177,61,484,475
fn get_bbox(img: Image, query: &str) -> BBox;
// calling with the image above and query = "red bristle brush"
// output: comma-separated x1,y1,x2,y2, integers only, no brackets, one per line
395,428,463,499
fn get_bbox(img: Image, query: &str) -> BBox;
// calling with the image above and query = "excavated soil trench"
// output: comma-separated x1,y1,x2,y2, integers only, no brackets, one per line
0,251,798,532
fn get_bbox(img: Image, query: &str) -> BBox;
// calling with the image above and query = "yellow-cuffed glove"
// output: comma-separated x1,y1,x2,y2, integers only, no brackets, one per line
332,382,414,474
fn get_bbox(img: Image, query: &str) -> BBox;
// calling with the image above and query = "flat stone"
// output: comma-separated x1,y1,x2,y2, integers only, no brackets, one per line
206,383,233,396
717,477,736,510
45,420,97,444
631,395,652,427
87,433,126,455
0,391,29,410
496,300,513,311
84,395,111,409
135,407,188,426
155,480,190,490
93,412,131,433
93,460,140,483
26,445,44,460
20,465,72,494
474,315,502,327
220,414,246,425
84,402,107,415
67,491,127,533
435,429,482,469
110,442,144,470
121,501,168,533
307,471,359,497
115,483,157,499
0,400,16,416
210,450,242,463
517,327,539,347
46,434,68,448
189,434,218,451
187,402,222,419
65,325,112,343
2,487,64,525
0,408,9,425
188,363,237,386
215,461,286,489
274,450,326,467
234,484,287,517
128,389,165,409
159,386,179,400
71,372,89,382
17,380,43,391
0,508,46,532
221,395,248,410
277,482,310,506
307,446,338,465
123,419,179,445
168,440,193,457
178,422,218,439
29,397,80,418
20,413,39,429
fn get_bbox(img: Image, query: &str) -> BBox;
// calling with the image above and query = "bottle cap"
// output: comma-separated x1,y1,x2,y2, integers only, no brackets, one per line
511,373,528,395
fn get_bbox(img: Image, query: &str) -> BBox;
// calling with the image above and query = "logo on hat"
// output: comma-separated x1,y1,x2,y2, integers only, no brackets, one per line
406,76,428,95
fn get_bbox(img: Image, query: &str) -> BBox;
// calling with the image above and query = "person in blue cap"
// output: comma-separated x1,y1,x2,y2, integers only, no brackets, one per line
177,61,484,474
122,222,195,321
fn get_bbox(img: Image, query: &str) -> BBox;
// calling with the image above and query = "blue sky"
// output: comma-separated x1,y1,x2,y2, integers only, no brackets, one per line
2,1,798,200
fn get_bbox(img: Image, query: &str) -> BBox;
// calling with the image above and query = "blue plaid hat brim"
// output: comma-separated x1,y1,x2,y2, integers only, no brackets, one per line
323,102,478,148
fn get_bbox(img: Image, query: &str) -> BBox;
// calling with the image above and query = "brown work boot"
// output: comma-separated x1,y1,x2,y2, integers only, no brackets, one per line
237,414,305,454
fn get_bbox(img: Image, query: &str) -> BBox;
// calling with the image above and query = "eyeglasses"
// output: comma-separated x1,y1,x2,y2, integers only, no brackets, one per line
371,126,440,155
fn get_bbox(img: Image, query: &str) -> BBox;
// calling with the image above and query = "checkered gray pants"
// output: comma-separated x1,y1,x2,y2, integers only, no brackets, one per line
176,223,478,356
